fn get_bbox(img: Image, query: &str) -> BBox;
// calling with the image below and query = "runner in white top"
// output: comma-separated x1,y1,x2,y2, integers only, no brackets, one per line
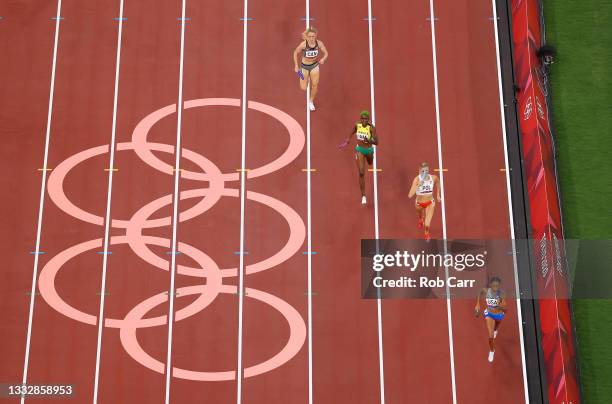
408,162,441,240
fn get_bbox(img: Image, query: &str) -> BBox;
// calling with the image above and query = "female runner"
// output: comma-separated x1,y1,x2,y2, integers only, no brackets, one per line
339,110,378,205
292,26,328,111
408,162,441,240
475,277,507,362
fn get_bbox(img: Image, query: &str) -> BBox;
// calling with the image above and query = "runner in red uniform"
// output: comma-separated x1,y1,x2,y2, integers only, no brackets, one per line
408,162,441,240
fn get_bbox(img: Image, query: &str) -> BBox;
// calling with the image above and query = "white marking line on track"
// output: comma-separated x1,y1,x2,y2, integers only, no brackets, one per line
366,0,385,403
21,1,63,402
304,1,313,403
490,0,529,401
164,0,187,402
92,0,125,402
236,0,249,401
428,1,458,403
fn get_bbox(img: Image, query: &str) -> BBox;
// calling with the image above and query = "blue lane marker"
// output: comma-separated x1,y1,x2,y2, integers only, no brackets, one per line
363,17,376,21
177,17,191,21
97,251,113,255
239,17,255,21
300,17,315,21
29,251,46,255
51,17,65,20
302,251,318,255
113,17,128,21
165,251,183,255
234,251,250,255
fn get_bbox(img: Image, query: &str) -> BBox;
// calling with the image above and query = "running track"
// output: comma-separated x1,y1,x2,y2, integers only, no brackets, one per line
0,0,529,403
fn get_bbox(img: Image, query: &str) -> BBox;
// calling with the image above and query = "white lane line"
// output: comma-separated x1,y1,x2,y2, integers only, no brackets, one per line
490,0,529,402
164,1,187,402
366,0,385,402
304,2,313,403
21,2,63,402
92,1,126,402
304,0,313,402
427,1,457,403
236,0,249,401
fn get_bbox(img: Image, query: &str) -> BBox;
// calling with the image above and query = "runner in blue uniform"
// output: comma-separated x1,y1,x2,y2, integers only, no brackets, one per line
475,277,507,362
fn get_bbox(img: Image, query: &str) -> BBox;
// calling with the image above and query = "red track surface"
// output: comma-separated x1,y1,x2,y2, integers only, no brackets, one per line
0,0,529,403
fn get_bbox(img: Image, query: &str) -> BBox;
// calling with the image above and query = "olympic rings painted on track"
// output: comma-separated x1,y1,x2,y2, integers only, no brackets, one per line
39,98,306,380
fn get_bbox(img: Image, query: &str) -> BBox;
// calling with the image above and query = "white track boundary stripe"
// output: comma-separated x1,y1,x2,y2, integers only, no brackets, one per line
304,0,313,403
366,0,385,402
490,0,529,401
92,0,125,402
21,2,63,403
236,0,249,401
164,0,187,402
428,1,458,403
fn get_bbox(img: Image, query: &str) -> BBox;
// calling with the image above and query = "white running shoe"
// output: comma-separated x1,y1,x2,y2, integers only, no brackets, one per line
493,330,498,339
488,351,495,363
361,196,367,205
309,101,316,111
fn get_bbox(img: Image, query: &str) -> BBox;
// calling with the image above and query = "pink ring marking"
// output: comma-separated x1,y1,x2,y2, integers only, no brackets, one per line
119,284,306,381
37,235,222,328
131,98,305,181
41,98,308,381
47,142,225,228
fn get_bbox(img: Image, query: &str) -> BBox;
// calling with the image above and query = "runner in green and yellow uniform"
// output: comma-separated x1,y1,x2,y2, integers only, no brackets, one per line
339,110,379,205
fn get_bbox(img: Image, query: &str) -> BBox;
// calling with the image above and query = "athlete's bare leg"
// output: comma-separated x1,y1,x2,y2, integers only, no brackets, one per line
299,68,309,91
309,66,320,102
486,316,496,351
355,152,366,197
415,205,424,228
424,201,436,236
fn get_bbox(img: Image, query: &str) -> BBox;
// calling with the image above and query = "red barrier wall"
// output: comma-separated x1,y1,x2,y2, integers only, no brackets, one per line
510,1,581,403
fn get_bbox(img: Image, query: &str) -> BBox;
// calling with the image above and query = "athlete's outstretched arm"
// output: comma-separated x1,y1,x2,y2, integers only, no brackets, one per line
293,43,304,72
475,288,487,316
408,177,419,198
339,125,357,149
499,292,507,312
434,175,441,202
369,125,378,145
318,40,329,64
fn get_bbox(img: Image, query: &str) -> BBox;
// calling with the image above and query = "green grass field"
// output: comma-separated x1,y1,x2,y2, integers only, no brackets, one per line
542,0,612,402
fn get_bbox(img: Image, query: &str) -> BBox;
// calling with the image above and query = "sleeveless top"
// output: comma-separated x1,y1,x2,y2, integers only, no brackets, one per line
303,40,319,59
485,288,504,310
355,123,373,143
416,174,434,196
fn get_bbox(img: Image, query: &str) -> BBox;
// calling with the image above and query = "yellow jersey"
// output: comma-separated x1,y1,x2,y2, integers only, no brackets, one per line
356,123,372,142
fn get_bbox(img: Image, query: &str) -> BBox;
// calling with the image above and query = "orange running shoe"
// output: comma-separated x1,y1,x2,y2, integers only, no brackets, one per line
424,232,430,241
